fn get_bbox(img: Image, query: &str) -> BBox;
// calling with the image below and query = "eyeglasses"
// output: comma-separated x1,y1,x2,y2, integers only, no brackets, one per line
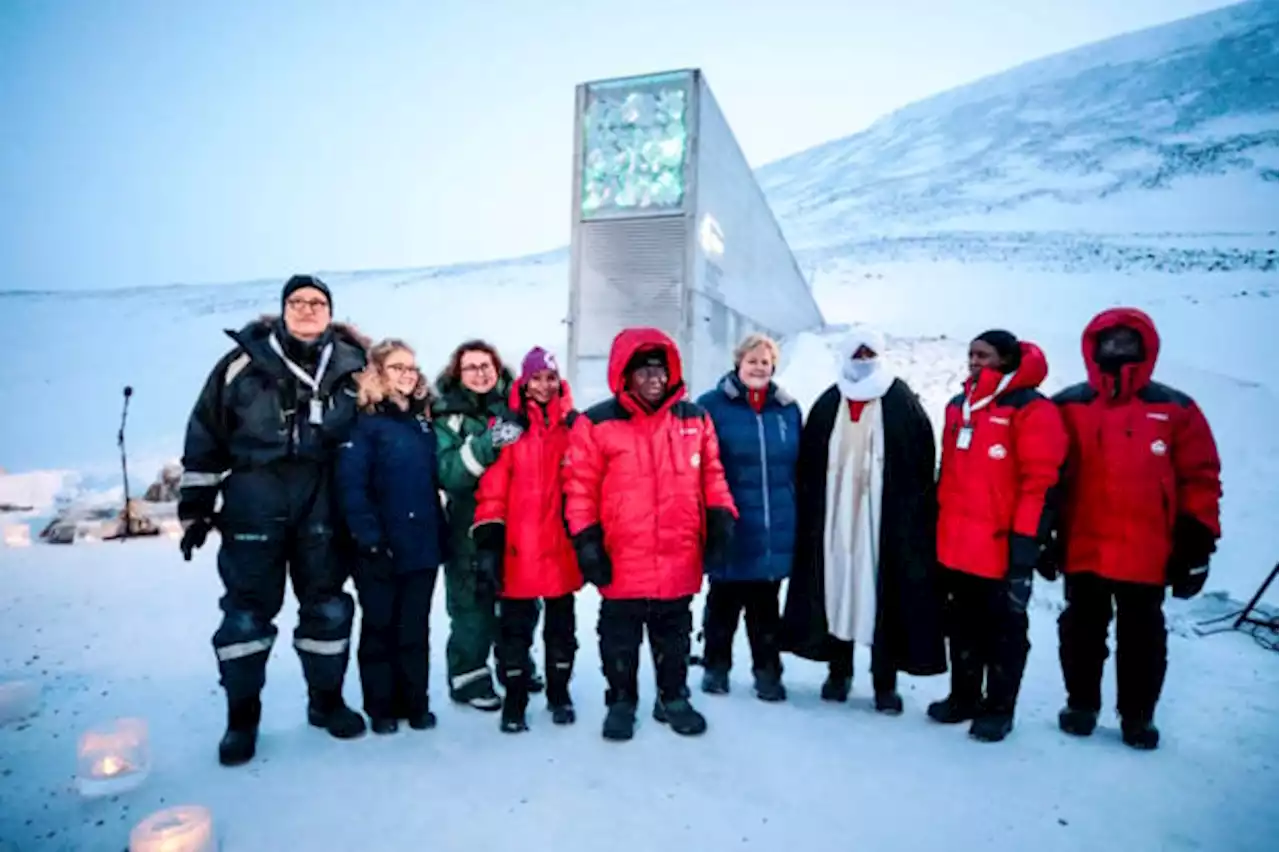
285,297,330,313
385,364,420,376
460,363,495,375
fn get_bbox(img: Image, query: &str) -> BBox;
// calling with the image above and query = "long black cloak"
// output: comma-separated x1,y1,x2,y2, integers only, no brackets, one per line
779,378,947,677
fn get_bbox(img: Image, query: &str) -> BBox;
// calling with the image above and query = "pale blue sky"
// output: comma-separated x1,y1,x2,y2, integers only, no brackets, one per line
0,0,1233,292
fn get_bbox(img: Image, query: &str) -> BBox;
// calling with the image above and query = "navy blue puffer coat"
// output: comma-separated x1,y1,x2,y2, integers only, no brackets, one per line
696,373,802,582
336,399,448,574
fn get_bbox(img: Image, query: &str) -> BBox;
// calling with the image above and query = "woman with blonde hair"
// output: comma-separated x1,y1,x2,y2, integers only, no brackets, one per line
695,332,802,702
336,339,449,734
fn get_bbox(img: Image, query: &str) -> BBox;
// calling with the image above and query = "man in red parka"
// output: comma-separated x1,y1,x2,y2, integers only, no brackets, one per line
930,330,1068,743
1052,307,1221,751
472,347,582,734
564,328,738,742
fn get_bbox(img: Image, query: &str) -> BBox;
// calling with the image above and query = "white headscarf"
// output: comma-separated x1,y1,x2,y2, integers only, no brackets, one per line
834,327,895,401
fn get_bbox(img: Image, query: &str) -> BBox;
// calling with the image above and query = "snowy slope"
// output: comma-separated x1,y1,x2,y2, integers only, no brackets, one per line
758,0,1279,273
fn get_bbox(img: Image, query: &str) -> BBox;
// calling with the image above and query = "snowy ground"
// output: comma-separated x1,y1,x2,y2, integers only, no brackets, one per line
0,538,1276,852
0,258,1275,850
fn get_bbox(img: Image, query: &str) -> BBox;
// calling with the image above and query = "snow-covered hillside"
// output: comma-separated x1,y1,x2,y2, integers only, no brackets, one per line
759,0,1278,274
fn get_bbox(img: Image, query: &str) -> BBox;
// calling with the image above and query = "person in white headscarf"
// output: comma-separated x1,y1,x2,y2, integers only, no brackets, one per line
780,328,947,713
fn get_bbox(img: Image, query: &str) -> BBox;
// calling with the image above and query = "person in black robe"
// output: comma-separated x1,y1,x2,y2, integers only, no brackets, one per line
779,328,947,712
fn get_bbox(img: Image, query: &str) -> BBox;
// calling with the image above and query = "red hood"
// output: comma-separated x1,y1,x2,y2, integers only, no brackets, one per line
607,327,685,414
965,340,1049,400
1083,307,1160,400
508,377,574,423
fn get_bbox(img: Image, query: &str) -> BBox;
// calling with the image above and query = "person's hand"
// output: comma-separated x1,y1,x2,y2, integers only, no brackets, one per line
490,420,524,449
180,518,213,562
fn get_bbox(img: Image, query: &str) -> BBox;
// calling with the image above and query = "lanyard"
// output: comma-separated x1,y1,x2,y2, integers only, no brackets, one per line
961,372,1014,426
269,333,334,395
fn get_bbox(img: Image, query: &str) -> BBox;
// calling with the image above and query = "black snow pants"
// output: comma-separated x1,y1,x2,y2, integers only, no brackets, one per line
353,566,437,719
496,594,577,704
598,597,693,706
211,462,354,703
701,580,783,676
1058,572,1167,723
944,570,1030,716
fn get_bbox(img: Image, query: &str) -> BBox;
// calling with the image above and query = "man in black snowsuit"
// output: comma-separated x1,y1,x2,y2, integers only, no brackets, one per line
178,275,370,766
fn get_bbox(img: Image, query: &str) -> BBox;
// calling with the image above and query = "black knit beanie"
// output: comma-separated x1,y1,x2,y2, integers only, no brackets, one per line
281,274,332,312
626,347,667,374
975,329,1021,372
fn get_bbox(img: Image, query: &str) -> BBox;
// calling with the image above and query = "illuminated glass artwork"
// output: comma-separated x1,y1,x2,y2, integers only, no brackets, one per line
581,81,689,218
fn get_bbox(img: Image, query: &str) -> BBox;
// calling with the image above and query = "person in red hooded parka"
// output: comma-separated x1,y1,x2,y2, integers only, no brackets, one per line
1051,308,1221,751
930,330,1067,743
471,347,582,734
564,328,738,742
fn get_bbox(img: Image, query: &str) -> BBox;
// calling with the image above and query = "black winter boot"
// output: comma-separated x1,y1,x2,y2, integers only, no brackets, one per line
752,667,787,703
872,663,902,715
218,696,262,767
1058,705,1098,737
821,674,851,702
653,697,708,736
307,689,368,739
545,660,576,725
501,684,530,733
969,711,1014,743
928,643,984,724
370,717,399,735
407,695,437,730
1121,718,1160,751
602,701,637,741
701,668,730,695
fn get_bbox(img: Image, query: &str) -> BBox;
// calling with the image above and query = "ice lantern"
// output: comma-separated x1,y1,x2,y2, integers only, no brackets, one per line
129,805,218,852
76,717,151,797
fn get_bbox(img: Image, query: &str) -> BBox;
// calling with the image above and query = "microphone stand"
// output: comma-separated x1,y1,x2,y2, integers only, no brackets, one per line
118,386,134,541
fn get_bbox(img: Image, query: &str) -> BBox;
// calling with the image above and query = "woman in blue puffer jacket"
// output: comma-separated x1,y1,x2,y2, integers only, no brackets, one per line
336,338,449,735
695,333,802,702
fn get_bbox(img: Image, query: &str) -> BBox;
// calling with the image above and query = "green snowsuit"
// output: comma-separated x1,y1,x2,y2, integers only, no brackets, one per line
433,369,515,701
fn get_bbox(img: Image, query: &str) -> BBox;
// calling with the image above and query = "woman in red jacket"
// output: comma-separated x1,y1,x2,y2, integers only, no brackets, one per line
564,328,738,743
930,330,1067,743
1051,308,1221,750
471,347,582,734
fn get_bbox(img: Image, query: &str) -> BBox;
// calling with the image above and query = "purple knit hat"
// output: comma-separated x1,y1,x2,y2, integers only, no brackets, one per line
519,347,560,383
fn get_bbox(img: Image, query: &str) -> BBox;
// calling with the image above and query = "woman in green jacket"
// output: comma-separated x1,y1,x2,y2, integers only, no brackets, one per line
433,340,526,709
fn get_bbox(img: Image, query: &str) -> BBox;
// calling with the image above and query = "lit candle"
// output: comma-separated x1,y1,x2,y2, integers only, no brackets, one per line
128,805,217,852
76,717,150,797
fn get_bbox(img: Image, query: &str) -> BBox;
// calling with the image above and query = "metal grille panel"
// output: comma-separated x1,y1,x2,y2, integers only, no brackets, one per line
576,215,687,357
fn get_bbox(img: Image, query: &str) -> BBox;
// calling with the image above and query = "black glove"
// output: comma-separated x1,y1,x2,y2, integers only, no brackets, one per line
1172,516,1216,568
1167,516,1215,599
1036,532,1063,582
572,524,612,588
180,518,213,562
704,508,736,570
472,522,506,593
1006,533,1039,614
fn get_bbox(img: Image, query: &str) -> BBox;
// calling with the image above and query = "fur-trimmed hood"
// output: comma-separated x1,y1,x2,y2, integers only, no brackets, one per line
236,314,372,353
354,361,437,415
225,314,369,388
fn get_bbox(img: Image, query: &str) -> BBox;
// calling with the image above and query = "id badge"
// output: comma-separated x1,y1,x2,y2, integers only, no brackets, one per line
309,397,325,426
956,426,973,451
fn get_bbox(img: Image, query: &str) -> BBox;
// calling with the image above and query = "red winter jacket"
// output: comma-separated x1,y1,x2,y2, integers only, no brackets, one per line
937,341,1068,579
563,328,738,600
1053,308,1222,586
472,380,582,600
